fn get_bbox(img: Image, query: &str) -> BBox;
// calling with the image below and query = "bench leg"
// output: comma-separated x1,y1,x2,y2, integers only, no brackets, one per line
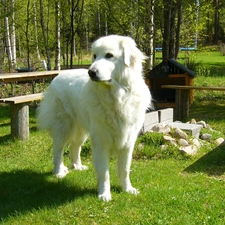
10,103,29,141
175,89,190,121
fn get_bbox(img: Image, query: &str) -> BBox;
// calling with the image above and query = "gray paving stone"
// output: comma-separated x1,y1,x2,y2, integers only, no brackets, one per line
169,122,203,138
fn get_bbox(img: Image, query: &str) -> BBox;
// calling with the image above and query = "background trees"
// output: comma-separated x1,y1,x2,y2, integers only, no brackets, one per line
0,0,224,72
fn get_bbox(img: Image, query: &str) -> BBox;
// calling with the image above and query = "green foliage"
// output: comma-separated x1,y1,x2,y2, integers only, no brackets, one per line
81,140,92,158
134,132,190,160
184,55,202,71
196,67,211,77
134,132,163,159
2,0,225,72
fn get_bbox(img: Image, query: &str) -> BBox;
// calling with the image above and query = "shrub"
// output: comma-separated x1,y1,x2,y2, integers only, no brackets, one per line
196,67,211,77
183,55,201,71
81,140,92,157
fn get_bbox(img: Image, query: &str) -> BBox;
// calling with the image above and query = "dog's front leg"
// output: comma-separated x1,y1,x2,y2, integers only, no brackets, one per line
117,147,139,195
92,145,111,201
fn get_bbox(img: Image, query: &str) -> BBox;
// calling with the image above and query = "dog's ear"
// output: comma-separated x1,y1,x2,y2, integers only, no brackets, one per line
123,43,133,67
122,37,146,67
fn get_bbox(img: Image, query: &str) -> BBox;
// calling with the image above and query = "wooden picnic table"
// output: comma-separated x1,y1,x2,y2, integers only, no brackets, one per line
0,70,67,95
0,70,63,83
161,85,225,120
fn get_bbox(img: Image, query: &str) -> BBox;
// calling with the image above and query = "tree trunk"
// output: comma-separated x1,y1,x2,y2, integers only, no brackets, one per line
11,0,17,68
162,0,180,60
40,0,51,70
0,32,4,73
214,0,219,45
4,2,13,72
70,0,75,68
162,0,171,60
54,1,61,70
25,0,31,70
169,2,176,59
175,0,182,60
34,2,41,60
144,0,155,71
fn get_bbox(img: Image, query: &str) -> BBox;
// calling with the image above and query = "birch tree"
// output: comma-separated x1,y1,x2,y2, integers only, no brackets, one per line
40,0,51,70
25,0,31,70
33,2,41,60
4,0,13,71
10,0,16,67
0,26,4,73
144,0,155,70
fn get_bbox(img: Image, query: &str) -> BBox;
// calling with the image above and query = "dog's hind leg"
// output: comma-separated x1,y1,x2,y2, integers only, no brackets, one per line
52,137,69,178
117,147,139,195
50,121,71,178
70,128,88,170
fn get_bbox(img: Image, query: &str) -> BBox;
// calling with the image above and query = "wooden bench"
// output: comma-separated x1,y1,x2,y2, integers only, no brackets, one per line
0,93,44,141
161,85,225,120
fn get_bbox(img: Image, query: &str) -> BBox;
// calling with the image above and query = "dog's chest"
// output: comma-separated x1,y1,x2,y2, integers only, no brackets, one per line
81,82,145,127
95,90,141,127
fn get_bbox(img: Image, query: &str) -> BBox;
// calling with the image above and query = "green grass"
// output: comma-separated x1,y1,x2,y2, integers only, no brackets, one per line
189,50,225,135
1,128,225,224
156,49,225,77
1,50,225,224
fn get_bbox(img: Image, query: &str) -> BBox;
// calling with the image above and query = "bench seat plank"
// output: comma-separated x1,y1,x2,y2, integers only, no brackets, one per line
0,93,44,104
0,93,44,140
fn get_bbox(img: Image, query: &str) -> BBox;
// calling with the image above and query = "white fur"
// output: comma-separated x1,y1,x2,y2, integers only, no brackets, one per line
37,35,151,201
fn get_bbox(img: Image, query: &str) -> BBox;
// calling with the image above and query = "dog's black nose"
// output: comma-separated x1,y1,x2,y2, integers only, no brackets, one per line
88,69,97,79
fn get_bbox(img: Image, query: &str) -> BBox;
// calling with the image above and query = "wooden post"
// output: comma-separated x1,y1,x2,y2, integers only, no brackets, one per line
10,103,29,140
174,89,190,121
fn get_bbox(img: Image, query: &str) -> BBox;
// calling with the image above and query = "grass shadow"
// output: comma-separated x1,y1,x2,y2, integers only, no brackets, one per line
189,100,225,122
0,134,15,144
184,145,225,177
0,122,10,127
0,170,96,221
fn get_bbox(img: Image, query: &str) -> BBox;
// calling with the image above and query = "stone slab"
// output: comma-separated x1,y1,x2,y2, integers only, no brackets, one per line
158,108,174,123
169,122,203,138
143,111,159,132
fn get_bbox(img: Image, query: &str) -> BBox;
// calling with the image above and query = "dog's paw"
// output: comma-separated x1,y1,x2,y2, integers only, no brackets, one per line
55,166,69,178
98,192,112,202
71,164,88,171
125,187,139,195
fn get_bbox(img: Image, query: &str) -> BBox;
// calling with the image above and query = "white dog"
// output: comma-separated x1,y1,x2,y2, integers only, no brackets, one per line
37,35,151,201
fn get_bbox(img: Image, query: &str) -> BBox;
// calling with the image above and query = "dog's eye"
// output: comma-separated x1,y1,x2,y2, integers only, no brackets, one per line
105,53,113,59
93,54,97,60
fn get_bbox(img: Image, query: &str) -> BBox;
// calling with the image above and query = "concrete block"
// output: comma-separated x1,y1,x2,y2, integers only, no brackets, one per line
169,122,203,138
158,108,174,123
143,111,159,132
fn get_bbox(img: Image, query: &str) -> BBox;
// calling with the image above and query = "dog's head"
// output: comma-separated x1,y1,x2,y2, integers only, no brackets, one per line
88,35,145,85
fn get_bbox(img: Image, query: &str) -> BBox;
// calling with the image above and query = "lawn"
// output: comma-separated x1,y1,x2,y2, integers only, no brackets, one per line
1,126,225,224
1,50,225,224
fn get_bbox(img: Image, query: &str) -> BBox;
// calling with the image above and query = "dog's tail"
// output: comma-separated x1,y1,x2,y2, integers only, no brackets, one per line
36,87,58,131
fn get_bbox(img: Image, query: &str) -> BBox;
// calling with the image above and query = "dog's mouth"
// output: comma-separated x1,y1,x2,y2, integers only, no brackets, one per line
90,77,112,84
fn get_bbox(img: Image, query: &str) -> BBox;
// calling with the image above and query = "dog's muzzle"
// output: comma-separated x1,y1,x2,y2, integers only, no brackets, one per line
88,68,98,80
88,69,112,83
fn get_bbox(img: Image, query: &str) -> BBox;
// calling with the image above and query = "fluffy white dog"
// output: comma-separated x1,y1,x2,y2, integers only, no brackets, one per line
37,35,151,201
